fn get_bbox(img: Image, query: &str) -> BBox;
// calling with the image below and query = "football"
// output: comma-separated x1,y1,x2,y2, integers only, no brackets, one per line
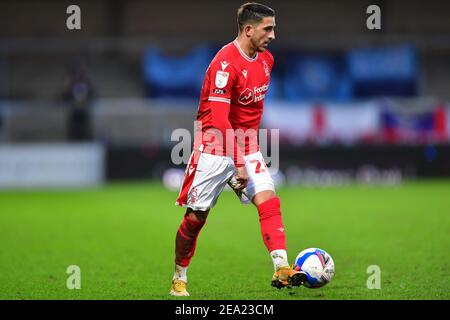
293,248,335,288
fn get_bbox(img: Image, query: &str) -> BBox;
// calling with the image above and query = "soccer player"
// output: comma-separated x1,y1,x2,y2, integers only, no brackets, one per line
170,2,306,296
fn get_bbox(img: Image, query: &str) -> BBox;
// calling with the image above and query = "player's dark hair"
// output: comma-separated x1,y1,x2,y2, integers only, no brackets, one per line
237,2,275,32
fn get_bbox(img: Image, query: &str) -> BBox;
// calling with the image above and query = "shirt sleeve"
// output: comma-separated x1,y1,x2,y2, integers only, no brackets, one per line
207,60,236,105
206,61,245,167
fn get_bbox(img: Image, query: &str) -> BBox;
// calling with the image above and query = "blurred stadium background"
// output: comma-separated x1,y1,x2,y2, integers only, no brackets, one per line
0,0,449,299
0,0,449,187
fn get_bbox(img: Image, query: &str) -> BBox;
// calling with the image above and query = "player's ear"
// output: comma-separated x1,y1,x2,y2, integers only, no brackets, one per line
244,25,253,38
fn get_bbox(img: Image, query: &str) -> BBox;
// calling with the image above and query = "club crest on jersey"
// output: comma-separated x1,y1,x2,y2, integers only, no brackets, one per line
263,61,269,77
189,187,198,204
215,71,229,88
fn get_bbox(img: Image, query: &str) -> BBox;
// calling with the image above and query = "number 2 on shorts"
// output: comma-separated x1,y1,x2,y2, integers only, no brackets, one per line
250,159,266,174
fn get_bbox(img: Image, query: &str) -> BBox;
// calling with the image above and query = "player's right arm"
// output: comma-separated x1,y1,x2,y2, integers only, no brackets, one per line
205,59,247,188
206,60,244,164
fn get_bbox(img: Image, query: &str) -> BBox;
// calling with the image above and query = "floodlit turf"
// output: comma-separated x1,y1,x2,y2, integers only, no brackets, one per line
0,180,449,300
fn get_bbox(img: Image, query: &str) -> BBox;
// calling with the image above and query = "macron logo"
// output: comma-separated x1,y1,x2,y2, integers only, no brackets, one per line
277,227,285,233
242,69,248,78
188,165,195,176
221,61,229,71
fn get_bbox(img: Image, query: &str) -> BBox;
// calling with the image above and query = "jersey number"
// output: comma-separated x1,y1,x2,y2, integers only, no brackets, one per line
250,159,266,174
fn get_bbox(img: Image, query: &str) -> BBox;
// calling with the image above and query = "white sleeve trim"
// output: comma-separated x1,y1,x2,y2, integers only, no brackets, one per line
208,96,231,104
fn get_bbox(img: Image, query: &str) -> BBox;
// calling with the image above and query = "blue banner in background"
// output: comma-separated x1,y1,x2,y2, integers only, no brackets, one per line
347,45,418,97
142,45,214,99
141,44,419,101
283,53,352,102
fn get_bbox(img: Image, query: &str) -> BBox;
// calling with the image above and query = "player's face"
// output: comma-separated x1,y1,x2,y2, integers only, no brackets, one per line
251,16,276,52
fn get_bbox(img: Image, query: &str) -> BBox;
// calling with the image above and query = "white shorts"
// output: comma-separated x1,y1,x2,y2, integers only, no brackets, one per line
175,149,275,211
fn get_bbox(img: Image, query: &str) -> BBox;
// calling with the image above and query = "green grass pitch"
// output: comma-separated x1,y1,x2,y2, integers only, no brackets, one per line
0,180,449,300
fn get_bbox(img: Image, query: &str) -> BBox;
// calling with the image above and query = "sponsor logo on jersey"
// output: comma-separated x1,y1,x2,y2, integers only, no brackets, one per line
254,83,269,94
254,83,269,102
221,61,229,71
213,88,226,95
238,88,254,105
242,69,248,78
238,83,270,105
215,71,229,88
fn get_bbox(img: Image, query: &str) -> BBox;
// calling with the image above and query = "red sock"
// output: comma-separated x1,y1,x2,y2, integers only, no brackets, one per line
175,213,206,267
257,197,287,252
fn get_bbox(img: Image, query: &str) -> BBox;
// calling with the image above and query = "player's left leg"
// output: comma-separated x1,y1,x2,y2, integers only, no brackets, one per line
239,151,306,288
252,191,306,288
253,190,288,270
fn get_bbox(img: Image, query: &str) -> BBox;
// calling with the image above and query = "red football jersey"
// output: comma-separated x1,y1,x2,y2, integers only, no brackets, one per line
194,40,274,163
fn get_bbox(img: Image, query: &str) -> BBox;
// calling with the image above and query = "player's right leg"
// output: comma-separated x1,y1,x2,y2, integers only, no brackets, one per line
170,208,209,297
170,149,235,296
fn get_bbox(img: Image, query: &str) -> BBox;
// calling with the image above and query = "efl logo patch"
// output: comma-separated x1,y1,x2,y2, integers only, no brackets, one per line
215,71,229,88
213,88,226,95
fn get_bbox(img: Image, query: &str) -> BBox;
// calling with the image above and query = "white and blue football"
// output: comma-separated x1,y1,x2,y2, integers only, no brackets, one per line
293,248,335,288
